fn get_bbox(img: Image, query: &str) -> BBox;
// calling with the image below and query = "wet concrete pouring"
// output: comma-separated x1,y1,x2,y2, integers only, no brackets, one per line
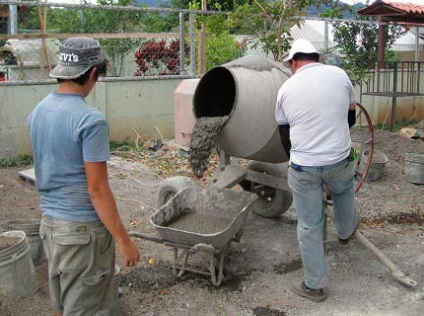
0,123,423,315
189,115,230,178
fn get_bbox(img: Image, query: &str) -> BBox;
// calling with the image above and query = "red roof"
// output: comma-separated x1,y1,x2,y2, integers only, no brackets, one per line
358,0,424,23
384,1,424,14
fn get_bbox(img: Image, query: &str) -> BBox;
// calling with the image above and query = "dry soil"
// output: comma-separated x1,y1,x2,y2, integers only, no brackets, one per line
0,123,423,316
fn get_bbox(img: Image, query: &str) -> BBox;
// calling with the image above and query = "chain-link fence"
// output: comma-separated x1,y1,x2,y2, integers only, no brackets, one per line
0,1,423,85
297,18,424,87
0,1,220,82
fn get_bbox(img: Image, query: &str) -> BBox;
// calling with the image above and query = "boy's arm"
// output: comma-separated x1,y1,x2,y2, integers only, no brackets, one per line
85,161,140,268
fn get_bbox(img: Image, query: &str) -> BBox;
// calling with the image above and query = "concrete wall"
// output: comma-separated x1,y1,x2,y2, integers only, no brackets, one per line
0,78,182,158
360,93,424,126
1,74,423,159
359,69,424,126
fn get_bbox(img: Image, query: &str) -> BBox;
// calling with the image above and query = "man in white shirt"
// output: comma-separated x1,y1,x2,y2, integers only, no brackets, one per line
275,38,358,302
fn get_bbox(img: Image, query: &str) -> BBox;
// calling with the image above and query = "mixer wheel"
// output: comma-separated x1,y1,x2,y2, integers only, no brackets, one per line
156,176,198,209
239,162,293,218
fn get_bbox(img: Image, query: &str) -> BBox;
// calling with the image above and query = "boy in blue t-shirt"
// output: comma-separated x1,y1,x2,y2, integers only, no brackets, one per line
28,37,140,316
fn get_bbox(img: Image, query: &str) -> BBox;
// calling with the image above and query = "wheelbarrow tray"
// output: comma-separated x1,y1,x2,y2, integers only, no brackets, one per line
150,187,257,250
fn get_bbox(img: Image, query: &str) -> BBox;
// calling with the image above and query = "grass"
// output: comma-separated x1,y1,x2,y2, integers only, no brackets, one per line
374,118,420,132
0,142,140,169
109,141,140,152
0,155,33,168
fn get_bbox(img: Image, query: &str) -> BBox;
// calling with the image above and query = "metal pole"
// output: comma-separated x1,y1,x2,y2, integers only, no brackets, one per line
377,17,385,70
324,20,329,53
189,13,195,76
390,62,398,131
179,12,187,75
8,4,17,35
197,0,207,75
415,26,419,63
80,12,83,33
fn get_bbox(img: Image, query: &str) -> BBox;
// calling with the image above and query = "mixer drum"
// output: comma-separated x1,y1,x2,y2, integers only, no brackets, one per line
193,55,291,163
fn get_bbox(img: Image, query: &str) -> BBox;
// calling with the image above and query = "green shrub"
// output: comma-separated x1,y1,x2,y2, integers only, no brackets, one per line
0,155,33,168
206,32,246,70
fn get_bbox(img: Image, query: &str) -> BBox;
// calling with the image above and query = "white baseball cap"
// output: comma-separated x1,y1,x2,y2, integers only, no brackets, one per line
282,38,320,68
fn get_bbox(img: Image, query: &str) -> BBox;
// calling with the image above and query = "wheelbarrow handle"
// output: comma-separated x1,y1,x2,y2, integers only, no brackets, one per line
128,231,166,244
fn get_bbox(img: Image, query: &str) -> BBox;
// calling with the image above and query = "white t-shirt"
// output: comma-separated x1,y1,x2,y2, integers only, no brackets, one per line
275,63,356,166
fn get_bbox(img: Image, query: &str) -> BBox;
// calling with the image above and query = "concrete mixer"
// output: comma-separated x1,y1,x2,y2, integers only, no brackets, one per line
159,55,294,218
192,55,290,163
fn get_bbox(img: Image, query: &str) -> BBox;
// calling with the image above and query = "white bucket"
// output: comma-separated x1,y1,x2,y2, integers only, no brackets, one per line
0,219,44,266
0,230,38,298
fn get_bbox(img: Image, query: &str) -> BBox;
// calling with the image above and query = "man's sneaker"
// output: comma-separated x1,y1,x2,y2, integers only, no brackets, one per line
291,282,327,302
338,225,359,245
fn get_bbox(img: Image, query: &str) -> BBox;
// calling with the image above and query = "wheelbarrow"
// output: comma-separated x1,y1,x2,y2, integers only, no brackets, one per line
129,186,257,286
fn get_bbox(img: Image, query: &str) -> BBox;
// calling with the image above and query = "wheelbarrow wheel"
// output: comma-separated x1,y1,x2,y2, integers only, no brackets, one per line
239,162,293,218
156,176,198,209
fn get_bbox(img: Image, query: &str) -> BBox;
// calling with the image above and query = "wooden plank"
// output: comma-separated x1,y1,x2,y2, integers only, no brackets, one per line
0,5,8,18
18,168,36,185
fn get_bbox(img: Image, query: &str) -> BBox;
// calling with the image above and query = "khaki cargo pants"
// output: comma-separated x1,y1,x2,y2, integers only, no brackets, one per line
40,215,115,315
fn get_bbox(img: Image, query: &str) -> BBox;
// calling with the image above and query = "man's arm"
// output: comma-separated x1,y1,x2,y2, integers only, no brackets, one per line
278,124,291,159
348,104,356,128
85,161,140,268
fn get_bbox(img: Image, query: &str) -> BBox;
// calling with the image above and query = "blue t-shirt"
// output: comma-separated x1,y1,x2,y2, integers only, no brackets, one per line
28,91,110,222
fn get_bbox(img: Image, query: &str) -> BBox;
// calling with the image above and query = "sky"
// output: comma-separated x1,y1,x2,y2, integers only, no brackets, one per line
343,0,424,4
341,0,366,4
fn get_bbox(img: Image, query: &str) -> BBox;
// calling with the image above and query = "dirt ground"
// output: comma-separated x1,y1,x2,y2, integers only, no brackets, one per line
0,123,423,316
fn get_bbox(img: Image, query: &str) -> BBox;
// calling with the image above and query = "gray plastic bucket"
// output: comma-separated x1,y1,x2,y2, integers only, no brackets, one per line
0,230,38,298
351,134,368,155
359,149,388,182
405,153,424,184
0,219,44,266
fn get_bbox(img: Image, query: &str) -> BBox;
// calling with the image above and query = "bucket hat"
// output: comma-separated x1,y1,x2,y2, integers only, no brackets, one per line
282,38,320,68
50,37,104,79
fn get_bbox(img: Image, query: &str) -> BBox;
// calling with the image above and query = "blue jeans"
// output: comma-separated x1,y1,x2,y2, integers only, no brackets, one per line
288,158,358,289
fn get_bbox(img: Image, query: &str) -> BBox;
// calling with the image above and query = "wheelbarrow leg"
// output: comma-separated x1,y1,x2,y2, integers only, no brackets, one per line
172,247,190,278
208,251,225,287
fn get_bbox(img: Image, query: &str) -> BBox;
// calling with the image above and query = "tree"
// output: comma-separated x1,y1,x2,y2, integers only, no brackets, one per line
188,1,247,71
228,0,339,62
171,0,253,11
331,16,406,86
205,32,246,69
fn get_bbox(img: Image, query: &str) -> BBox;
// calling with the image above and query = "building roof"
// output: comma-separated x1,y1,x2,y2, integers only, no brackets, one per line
358,0,424,24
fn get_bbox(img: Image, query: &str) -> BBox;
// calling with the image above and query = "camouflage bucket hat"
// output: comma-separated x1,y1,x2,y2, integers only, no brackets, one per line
50,37,104,79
